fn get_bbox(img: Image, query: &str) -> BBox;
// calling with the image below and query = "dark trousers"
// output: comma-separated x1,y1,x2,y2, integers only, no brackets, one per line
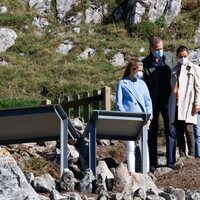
176,120,195,156
148,104,174,168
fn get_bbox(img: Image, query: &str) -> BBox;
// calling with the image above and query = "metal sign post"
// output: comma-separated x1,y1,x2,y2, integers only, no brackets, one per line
87,110,150,175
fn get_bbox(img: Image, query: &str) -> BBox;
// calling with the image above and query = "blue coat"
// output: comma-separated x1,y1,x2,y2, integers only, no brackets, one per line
116,77,153,117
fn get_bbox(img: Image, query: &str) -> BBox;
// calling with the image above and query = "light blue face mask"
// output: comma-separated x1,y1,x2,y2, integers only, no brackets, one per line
152,50,163,58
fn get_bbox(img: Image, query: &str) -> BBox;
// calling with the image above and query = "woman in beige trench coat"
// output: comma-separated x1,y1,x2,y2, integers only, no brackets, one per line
168,46,200,157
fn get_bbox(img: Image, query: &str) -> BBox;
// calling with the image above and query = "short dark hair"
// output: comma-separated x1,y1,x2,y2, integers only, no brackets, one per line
149,36,163,48
122,57,143,79
176,46,189,56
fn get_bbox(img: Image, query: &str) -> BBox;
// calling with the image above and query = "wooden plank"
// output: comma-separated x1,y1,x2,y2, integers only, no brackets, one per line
83,92,90,123
101,86,111,110
73,94,80,118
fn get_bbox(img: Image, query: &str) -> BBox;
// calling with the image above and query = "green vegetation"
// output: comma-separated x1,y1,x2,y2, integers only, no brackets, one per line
0,0,199,108
21,157,60,179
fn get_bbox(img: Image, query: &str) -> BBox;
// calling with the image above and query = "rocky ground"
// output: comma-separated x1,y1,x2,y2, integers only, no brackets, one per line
96,141,200,191
1,136,200,200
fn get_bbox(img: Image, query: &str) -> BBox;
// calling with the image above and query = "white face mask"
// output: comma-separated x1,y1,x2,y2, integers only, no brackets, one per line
178,57,189,65
135,71,143,79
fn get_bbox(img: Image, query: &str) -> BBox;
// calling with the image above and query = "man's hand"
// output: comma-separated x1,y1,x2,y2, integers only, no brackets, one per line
192,104,200,115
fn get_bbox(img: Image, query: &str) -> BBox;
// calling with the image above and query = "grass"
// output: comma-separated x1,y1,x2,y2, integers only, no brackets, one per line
0,0,199,108
20,157,60,180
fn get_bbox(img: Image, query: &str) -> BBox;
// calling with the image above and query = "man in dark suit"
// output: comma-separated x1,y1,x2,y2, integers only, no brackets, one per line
142,36,175,171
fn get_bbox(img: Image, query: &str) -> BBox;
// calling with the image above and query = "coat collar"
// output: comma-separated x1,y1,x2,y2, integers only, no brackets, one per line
172,62,195,77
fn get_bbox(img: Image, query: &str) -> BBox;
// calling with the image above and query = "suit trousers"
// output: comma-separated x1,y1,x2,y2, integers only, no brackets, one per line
148,104,174,168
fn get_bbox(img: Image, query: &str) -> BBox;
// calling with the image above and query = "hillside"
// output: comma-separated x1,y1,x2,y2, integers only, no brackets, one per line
0,0,200,108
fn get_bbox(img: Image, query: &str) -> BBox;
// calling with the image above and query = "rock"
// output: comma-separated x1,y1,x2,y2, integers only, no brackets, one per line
173,160,184,170
153,167,172,177
133,188,145,200
0,28,17,52
104,48,111,55
108,192,123,200
70,118,85,131
56,40,74,55
56,0,81,21
165,0,181,26
131,173,158,196
96,161,114,179
78,48,96,60
61,192,82,200
158,156,167,166
79,168,95,193
171,188,185,200
38,194,50,200
0,60,8,65
0,147,40,200
189,49,200,65
110,52,127,67
159,191,177,200
67,144,79,164
25,0,51,15
49,189,65,200
133,2,146,24
95,173,108,194
186,190,200,200
33,173,55,192
60,168,75,191
32,17,49,28
85,4,108,24
195,24,200,47
112,163,130,193
98,139,111,146
148,0,168,22
146,195,161,200
73,27,81,33
97,192,110,200
64,12,83,25
0,6,8,13
26,172,35,184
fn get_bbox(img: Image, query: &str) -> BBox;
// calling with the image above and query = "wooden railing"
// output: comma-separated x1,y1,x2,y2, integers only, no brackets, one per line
42,86,111,123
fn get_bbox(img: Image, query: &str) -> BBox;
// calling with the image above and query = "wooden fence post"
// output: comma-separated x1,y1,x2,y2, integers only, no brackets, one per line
73,94,80,118
63,96,70,118
93,89,99,109
83,91,90,123
101,86,111,110
54,98,61,104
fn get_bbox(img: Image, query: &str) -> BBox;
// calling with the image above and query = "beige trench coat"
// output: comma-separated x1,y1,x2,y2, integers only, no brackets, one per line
169,62,200,125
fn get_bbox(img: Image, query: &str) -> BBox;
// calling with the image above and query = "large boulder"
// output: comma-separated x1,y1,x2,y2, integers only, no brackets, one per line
0,147,40,200
148,0,168,22
165,0,182,26
85,4,108,24
0,28,17,52
56,0,81,21
24,0,51,15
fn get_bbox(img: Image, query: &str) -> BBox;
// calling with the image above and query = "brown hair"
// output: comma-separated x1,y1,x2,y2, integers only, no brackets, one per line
149,36,163,48
122,57,143,79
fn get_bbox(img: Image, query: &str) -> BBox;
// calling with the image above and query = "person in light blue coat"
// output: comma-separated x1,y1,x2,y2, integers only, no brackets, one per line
116,58,153,175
